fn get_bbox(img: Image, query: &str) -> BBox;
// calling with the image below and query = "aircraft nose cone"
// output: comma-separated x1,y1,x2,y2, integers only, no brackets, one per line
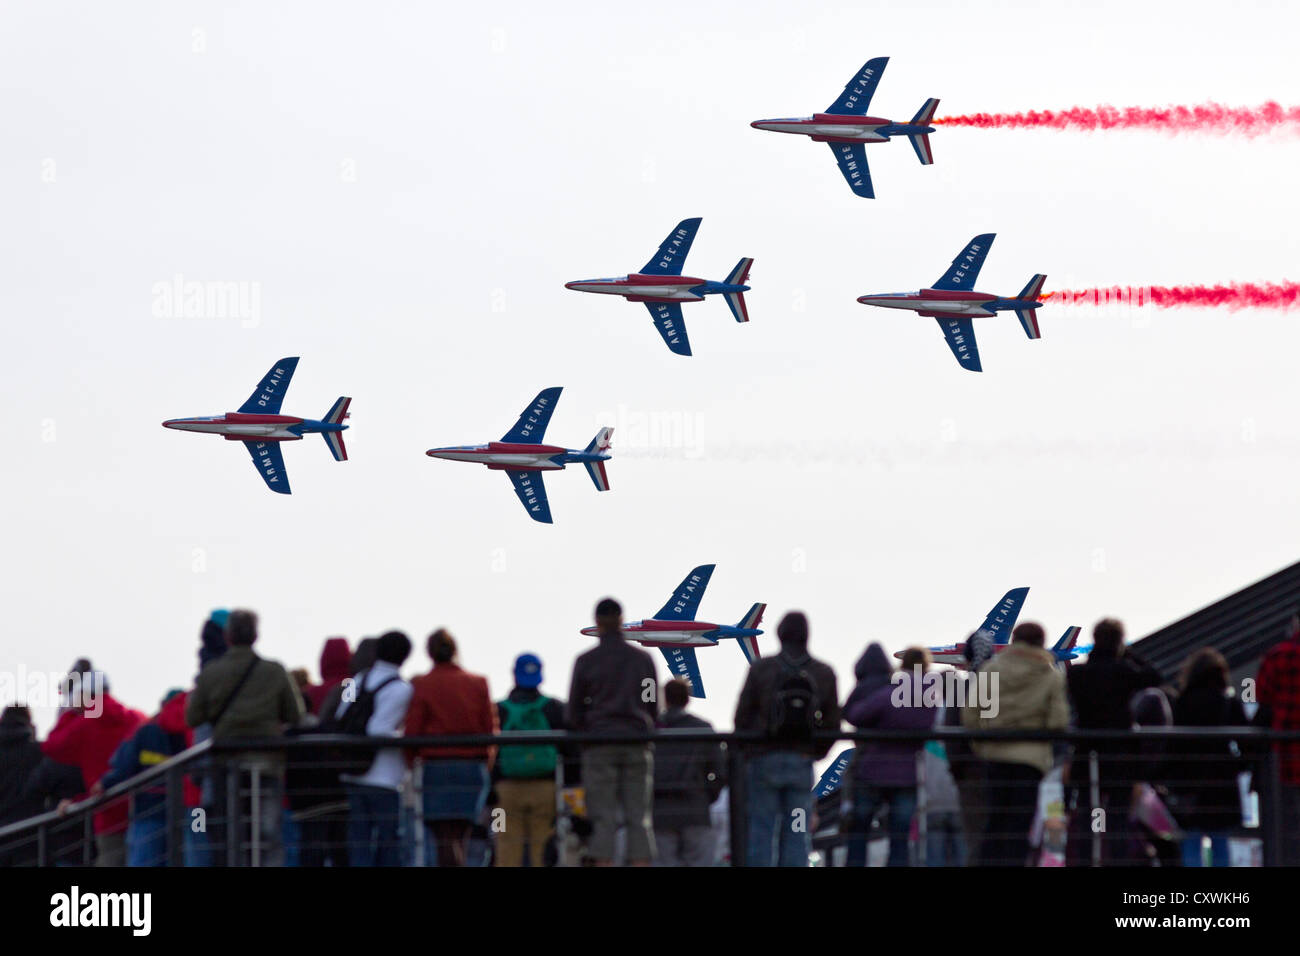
564,281,580,290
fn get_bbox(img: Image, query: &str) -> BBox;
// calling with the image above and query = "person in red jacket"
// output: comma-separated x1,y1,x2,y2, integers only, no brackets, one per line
303,637,351,715
405,630,498,866
43,671,146,866
1256,613,1300,865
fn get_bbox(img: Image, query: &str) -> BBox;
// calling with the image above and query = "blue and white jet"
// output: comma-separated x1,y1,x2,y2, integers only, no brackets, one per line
162,357,350,495
426,387,612,524
564,217,753,356
581,564,765,698
751,57,939,199
857,234,1047,372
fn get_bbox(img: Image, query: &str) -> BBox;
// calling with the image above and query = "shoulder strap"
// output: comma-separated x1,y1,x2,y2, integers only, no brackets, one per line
211,656,261,729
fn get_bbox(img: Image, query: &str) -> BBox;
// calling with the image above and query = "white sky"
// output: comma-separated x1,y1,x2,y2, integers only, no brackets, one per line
3,0,1300,749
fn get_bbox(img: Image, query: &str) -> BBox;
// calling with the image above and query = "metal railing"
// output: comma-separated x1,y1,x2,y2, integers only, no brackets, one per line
3,726,1297,867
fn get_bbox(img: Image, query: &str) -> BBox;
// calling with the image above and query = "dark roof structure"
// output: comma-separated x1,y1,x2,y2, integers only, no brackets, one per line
1130,559,1300,685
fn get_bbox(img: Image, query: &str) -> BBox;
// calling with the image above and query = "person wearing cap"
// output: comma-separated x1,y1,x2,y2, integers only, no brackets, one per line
44,671,146,866
493,653,567,867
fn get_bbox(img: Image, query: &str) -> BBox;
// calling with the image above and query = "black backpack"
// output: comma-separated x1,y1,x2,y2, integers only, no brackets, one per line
318,669,400,777
767,655,823,743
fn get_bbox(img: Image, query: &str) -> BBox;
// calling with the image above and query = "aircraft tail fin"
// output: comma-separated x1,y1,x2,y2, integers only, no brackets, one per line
734,602,766,665
321,397,351,462
1053,625,1081,653
582,427,613,492
907,99,939,165
1015,274,1047,339
723,257,753,323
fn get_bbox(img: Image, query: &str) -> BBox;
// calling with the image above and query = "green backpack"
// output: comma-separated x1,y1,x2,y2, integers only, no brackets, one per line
498,696,558,778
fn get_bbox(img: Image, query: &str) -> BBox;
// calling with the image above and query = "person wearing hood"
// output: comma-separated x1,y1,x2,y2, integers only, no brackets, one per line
43,671,147,866
1166,649,1249,866
94,689,192,866
291,637,379,867
961,622,1068,866
0,706,46,865
304,637,352,715
1064,617,1163,866
494,653,567,867
843,646,939,866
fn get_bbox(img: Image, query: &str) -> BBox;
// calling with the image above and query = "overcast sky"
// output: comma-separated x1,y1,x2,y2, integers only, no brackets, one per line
4,1,1300,747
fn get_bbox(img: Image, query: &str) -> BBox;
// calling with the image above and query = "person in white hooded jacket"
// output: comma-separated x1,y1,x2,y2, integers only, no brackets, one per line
337,631,414,866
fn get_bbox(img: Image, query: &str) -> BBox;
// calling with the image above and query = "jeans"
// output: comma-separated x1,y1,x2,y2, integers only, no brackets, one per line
1181,831,1230,867
981,761,1042,867
926,810,968,867
847,785,917,867
745,751,812,867
126,807,167,867
347,784,403,867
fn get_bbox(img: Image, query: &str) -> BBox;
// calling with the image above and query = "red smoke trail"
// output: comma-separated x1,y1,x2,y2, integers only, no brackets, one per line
1043,282,1300,310
935,102,1300,136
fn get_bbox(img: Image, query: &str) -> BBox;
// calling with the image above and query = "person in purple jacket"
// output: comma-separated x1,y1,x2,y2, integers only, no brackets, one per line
843,646,941,866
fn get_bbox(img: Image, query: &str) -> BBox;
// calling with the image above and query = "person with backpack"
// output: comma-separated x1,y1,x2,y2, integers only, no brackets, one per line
185,608,303,866
653,678,726,867
493,653,567,867
733,611,840,867
329,630,414,867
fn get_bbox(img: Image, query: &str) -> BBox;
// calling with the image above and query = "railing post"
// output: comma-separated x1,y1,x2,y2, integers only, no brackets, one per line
413,756,425,868
250,764,262,868
82,811,93,865
1088,749,1101,867
1262,748,1283,867
727,742,746,868
915,748,928,868
225,762,240,867
165,764,185,868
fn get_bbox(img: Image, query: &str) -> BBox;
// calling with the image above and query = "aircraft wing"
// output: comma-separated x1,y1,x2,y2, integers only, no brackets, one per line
501,387,563,443
826,57,888,115
978,587,1029,644
505,469,552,523
659,645,706,699
654,564,715,620
935,316,982,372
644,302,692,356
827,142,874,198
238,357,299,414
933,234,996,291
640,217,701,276
243,440,291,494
813,748,855,798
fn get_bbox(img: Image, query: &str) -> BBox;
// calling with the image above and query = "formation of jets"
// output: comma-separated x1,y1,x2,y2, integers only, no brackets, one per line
580,564,765,699
158,56,1064,699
